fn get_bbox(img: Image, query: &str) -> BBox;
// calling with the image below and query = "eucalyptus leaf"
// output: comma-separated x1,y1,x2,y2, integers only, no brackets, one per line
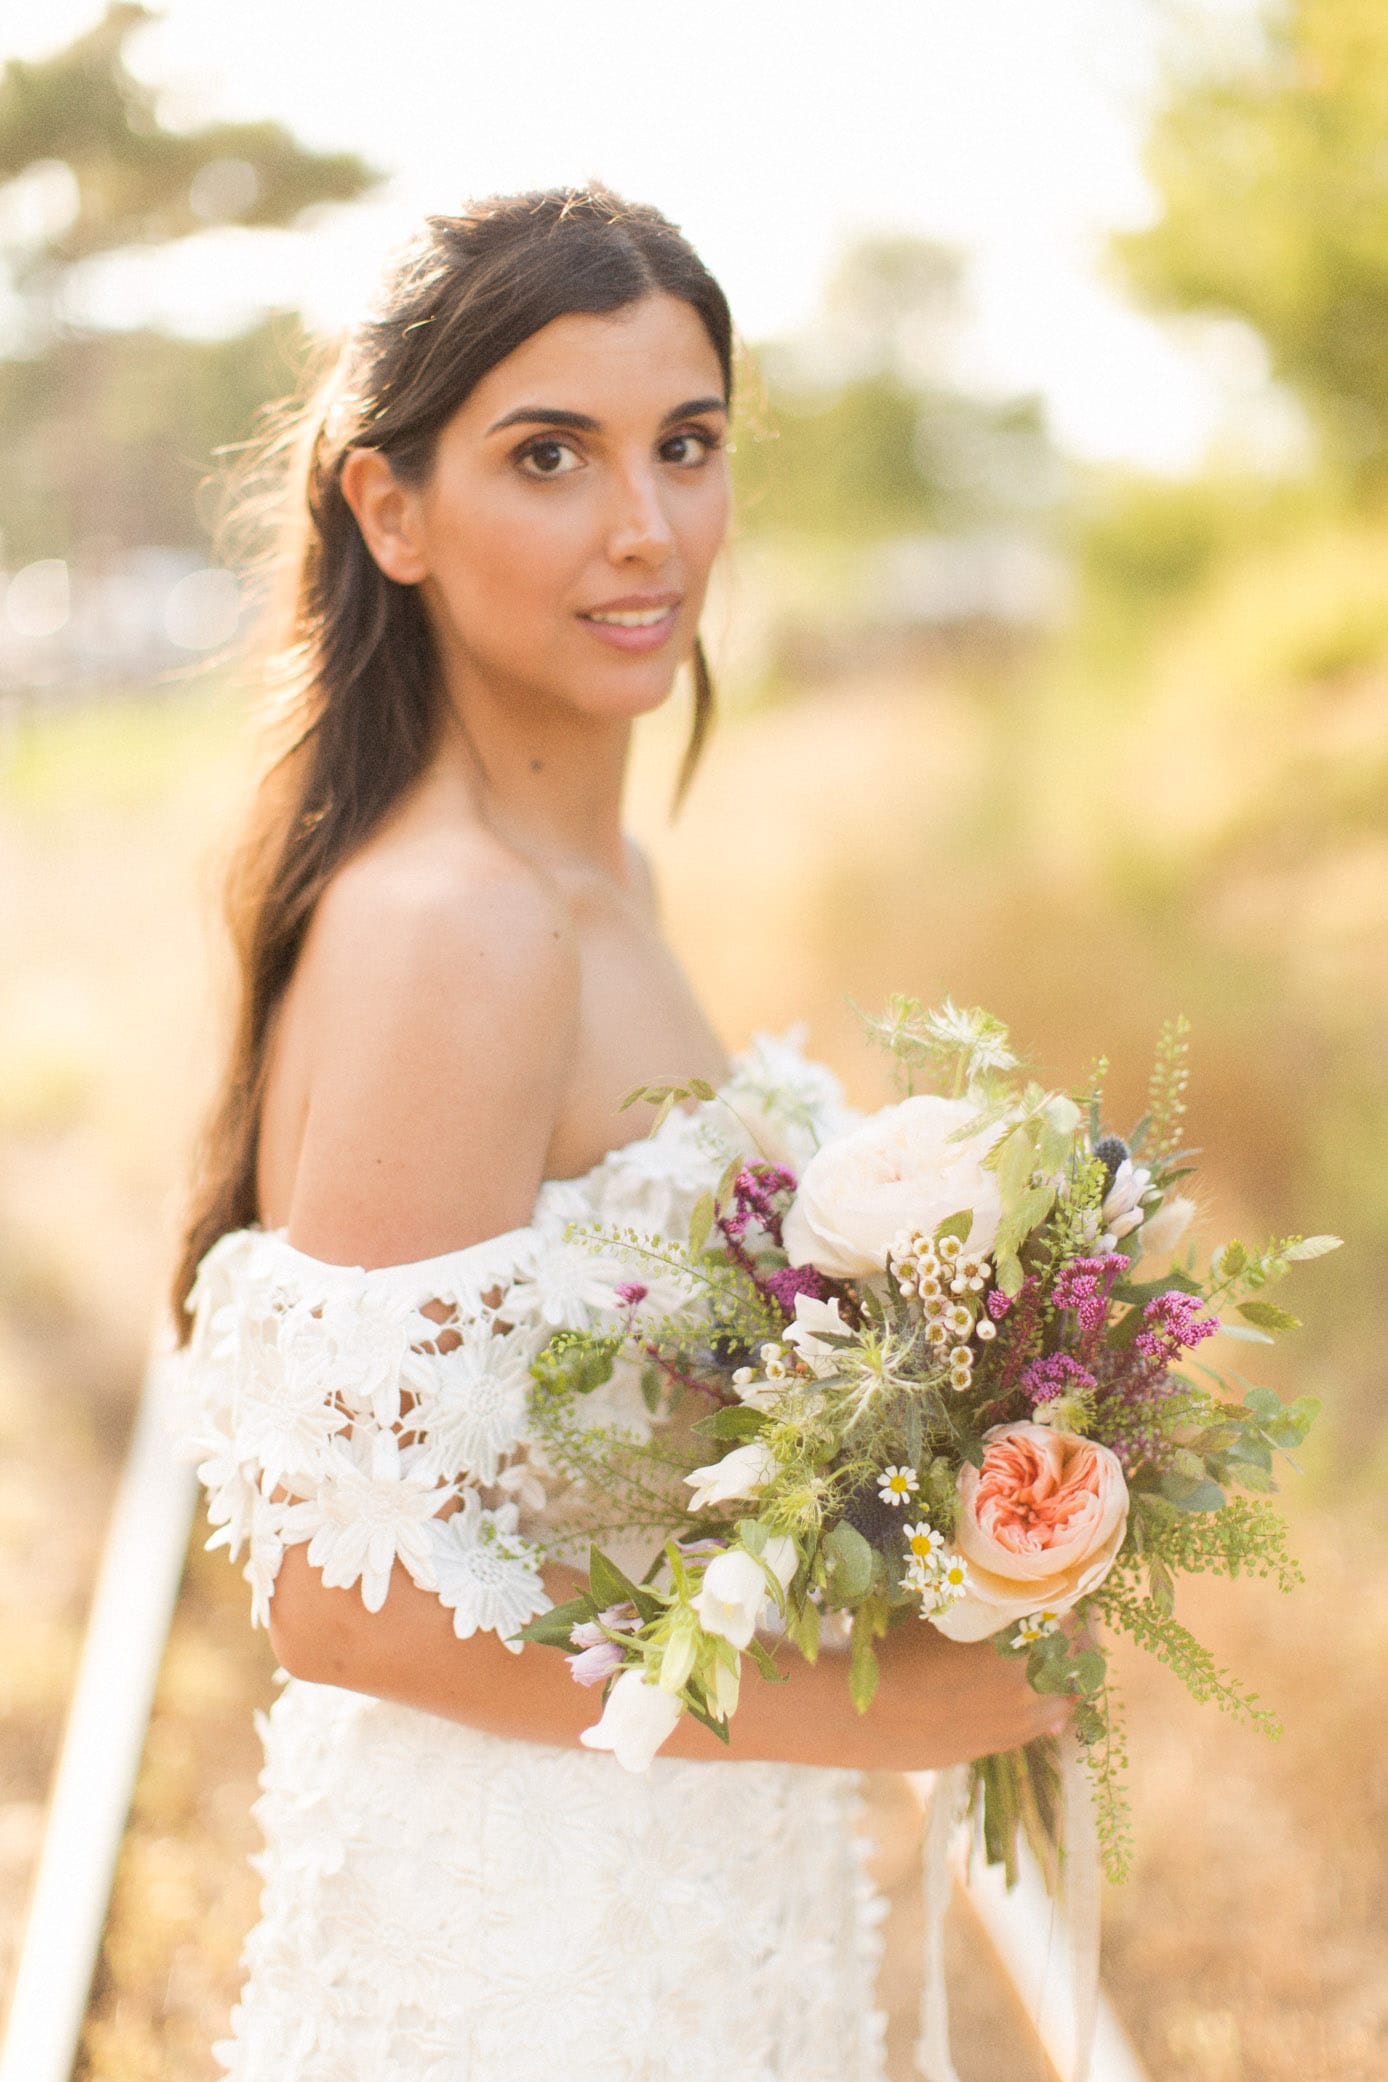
824,1521,875,1604
1160,1472,1226,1513
1071,1650,1107,1699
693,1404,768,1441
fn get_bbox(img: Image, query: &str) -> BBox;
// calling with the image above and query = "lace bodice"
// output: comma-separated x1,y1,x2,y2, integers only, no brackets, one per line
180,1033,851,1645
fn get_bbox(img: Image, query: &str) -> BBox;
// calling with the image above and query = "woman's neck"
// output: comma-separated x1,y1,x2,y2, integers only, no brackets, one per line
433,668,635,884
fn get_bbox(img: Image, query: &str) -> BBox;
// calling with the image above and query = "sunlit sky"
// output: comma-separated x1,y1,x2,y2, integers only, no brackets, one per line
4,0,1288,472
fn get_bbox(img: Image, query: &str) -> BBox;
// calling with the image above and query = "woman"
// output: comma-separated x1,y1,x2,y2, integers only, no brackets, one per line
176,186,1067,2081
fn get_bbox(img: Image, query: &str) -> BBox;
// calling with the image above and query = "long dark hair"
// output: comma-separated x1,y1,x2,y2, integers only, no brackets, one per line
172,186,734,1330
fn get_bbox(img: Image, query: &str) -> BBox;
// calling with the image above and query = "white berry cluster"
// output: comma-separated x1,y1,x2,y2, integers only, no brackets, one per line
901,1519,970,1617
732,1339,795,1393
888,1227,997,1392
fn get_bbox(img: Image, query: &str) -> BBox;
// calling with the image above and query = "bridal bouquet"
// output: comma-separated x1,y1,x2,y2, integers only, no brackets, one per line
521,1001,1333,1880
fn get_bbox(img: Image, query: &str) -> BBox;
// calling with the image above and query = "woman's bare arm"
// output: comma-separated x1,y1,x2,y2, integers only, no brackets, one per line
268,1546,1070,1771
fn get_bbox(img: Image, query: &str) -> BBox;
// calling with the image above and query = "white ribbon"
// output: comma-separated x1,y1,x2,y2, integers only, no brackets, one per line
912,1736,1100,2082
913,1763,967,2082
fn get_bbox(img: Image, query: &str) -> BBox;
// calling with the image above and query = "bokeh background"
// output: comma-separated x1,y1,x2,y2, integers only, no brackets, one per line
2,3,1386,2078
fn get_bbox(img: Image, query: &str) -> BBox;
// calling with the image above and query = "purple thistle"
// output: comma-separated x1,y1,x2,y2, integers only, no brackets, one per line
1020,1352,1098,1406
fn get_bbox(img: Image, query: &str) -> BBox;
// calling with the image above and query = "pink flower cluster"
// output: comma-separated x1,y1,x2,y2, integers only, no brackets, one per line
1020,1352,1099,1406
720,1164,797,1249
1052,1254,1127,1336
1135,1290,1219,1364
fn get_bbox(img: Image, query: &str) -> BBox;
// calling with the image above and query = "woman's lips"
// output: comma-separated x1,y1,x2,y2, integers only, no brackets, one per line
577,600,682,653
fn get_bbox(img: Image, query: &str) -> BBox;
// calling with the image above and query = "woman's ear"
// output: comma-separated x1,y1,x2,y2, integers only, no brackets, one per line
340,448,431,584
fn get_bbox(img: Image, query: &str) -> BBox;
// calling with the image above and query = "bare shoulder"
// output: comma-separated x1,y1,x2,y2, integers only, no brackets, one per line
623,834,661,922
284,822,580,1266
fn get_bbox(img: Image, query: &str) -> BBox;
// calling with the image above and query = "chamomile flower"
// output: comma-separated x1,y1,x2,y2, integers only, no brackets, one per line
902,1520,945,1561
877,1465,919,1506
1011,1610,1061,1649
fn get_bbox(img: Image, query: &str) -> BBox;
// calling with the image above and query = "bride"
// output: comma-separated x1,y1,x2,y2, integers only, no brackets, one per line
173,185,1068,2081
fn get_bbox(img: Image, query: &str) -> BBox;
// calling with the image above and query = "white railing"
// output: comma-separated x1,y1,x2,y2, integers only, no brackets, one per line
0,1346,196,2082
1,1346,1148,2082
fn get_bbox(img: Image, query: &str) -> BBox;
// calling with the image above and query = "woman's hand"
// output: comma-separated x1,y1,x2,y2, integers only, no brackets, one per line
867,1618,1073,1769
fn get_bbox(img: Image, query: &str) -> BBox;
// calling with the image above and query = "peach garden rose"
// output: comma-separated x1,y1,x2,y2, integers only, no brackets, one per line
930,1421,1130,1643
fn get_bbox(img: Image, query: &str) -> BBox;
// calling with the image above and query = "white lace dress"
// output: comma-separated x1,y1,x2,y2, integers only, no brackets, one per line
181,1037,889,2082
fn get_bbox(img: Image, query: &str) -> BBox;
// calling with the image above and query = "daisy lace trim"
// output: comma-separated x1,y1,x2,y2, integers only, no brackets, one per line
178,1032,842,1646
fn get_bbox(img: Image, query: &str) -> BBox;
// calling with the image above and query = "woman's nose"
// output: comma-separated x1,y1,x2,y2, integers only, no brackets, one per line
606,466,675,566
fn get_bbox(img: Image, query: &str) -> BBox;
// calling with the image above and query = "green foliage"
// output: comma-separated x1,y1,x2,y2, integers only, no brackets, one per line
1142,1014,1193,1165
1096,1585,1282,1734
733,235,1059,546
0,4,380,558
1114,0,1388,480
0,6,377,294
1152,1495,1305,1592
855,993,1019,1096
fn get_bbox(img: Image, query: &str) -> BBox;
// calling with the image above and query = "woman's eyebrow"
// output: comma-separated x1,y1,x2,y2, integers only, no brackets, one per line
486,396,729,436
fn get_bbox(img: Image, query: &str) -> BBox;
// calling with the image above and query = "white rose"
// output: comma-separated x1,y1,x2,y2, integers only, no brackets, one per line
578,1668,683,1772
1135,1193,1195,1264
684,1440,777,1512
782,1096,1003,1278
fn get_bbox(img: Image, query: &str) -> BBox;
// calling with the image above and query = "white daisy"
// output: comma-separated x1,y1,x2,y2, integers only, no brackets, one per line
231,1315,349,1495
1011,1610,1061,1649
282,1428,447,1613
412,1319,534,1485
430,1490,550,1651
502,1239,630,1331
877,1465,919,1506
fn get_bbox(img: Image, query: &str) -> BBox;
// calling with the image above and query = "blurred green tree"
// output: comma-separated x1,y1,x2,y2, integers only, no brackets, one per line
0,2,379,557
1116,0,1388,482
735,233,1059,542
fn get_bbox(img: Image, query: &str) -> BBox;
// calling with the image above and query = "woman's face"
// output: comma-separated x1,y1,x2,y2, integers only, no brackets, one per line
358,292,731,727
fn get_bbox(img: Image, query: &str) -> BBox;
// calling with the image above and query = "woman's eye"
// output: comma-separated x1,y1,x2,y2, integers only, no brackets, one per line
660,430,719,467
518,438,583,478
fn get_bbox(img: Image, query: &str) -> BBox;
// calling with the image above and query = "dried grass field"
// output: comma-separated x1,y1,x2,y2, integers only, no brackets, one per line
1,662,1385,2081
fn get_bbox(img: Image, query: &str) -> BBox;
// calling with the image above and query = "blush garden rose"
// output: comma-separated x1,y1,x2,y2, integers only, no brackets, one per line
930,1422,1130,1643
